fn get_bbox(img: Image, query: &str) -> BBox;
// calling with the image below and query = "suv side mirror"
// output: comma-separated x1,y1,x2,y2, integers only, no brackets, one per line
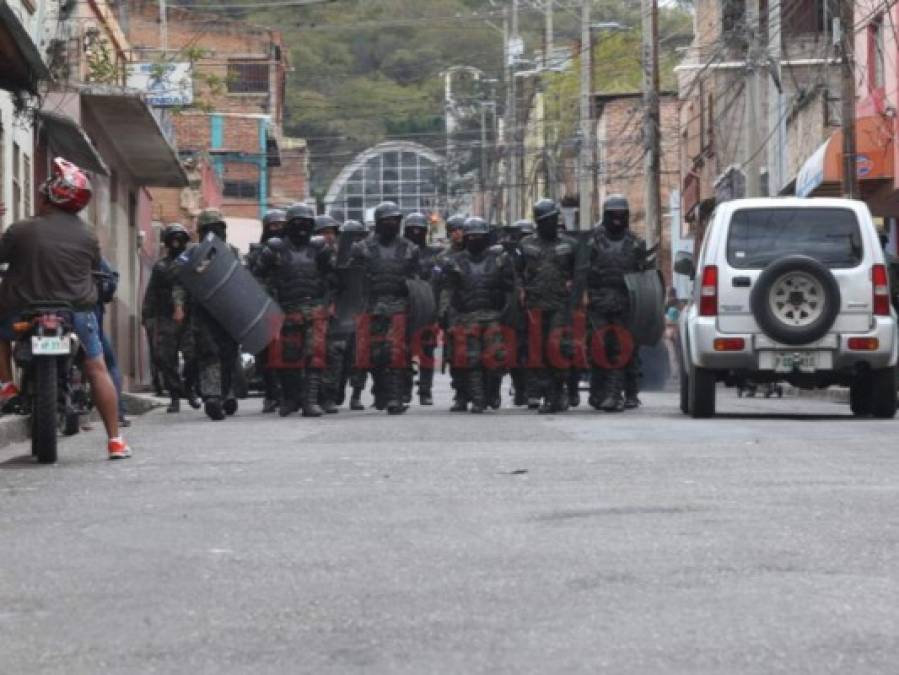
674,251,696,279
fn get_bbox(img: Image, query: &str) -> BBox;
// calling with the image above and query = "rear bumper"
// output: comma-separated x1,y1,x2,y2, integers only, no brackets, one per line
687,316,898,371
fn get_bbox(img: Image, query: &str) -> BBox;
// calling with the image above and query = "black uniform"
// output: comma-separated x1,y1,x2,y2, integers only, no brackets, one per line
444,230,515,412
584,198,648,411
256,234,335,417
349,202,420,415
519,200,578,413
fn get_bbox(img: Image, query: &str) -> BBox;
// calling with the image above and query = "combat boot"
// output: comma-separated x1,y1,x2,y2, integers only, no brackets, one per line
624,394,641,410
166,394,180,414
321,399,339,414
223,398,238,416
187,393,202,410
350,387,365,411
386,370,408,415
205,397,225,421
303,370,324,417
418,366,434,406
468,370,486,414
450,394,468,412
487,374,502,410
262,398,279,413
279,398,298,417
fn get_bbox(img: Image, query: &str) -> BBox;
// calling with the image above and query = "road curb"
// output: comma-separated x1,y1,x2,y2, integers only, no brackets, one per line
122,392,168,415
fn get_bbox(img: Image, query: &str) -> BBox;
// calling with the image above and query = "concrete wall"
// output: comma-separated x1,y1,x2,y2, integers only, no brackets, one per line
0,0,46,230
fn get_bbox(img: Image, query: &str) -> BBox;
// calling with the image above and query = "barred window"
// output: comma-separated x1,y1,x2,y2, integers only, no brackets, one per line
223,180,259,199
227,62,269,94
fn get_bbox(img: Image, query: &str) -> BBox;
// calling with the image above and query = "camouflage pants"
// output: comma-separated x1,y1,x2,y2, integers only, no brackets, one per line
587,304,635,399
152,317,190,396
525,307,573,400
274,304,329,403
192,311,238,402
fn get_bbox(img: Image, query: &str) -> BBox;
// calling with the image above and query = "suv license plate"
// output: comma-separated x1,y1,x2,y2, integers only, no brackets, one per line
774,351,816,373
31,336,71,355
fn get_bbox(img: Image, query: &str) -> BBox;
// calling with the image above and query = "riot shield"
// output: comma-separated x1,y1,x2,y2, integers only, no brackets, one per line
333,263,365,340
407,278,437,335
624,268,665,346
175,235,283,355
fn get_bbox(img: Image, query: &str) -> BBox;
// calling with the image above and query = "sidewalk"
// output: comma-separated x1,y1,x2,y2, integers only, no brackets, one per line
0,391,167,452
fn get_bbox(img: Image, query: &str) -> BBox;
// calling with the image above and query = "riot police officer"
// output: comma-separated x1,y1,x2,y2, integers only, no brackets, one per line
339,219,371,411
436,214,468,411
313,214,345,413
191,209,241,420
142,223,198,414
584,195,649,412
403,212,441,406
247,208,286,413
256,202,335,417
443,217,515,413
500,219,533,406
349,202,420,415
519,199,578,414
315,214,341,249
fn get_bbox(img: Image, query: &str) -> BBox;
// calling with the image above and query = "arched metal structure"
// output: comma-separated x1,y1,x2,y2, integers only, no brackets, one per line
324,141,444,223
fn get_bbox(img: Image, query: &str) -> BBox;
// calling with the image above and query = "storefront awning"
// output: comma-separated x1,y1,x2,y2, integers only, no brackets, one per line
37,111,109,176
0,0,49,94
795,116,894,198
81,89,188,188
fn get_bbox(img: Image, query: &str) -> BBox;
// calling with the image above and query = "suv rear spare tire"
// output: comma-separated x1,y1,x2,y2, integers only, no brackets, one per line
750,255,841,346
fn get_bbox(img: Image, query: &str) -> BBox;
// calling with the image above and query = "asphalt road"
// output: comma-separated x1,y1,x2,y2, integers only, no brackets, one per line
2,380,899,674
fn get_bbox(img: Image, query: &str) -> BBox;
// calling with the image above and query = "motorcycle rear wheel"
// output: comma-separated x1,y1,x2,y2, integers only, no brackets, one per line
32,357,58,464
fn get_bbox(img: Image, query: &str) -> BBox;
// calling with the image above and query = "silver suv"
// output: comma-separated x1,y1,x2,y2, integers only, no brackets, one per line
675,197,897,418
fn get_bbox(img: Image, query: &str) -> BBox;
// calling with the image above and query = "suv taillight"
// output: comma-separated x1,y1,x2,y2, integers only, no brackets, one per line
872,264,891,316
699,265,718,316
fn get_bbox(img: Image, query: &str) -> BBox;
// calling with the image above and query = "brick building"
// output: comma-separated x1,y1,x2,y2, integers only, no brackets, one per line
676,0,840,238
121,0,307,242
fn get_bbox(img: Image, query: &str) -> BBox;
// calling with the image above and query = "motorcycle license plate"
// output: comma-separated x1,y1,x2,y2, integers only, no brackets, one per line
773,351,816,373
31,336,71,355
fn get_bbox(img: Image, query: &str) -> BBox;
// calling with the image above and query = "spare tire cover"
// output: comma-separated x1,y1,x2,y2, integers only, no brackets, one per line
750,255,841,346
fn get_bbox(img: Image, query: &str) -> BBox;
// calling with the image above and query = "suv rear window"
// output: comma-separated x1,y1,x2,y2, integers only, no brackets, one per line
726,207,863,269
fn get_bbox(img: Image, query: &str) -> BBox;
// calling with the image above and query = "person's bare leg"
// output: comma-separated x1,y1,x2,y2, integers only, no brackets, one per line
0,341,13,382
83,357,119,439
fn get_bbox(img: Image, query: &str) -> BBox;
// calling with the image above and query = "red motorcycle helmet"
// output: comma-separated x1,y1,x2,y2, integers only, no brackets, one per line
41,157,92,213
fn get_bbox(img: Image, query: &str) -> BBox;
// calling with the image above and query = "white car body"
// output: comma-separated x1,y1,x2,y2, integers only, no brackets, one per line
677,197,898,417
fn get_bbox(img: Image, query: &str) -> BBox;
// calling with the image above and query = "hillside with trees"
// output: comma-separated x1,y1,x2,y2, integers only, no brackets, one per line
169,0,693,198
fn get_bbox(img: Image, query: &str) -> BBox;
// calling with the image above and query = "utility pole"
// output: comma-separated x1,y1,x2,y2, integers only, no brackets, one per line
768,0,786,195
544,0,554,69
159,0,168,52
480,101,490,218
510,0,520,221
641,0,661,255
744,0,764,197
578,0,593,231
839,0,858,198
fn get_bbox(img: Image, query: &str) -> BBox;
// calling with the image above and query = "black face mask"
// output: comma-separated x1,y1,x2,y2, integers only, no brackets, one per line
536,220,558,240
405,228,426,247
167,238,186,255
605,213,629,236
466,235,489,255
376,221,400,243
262,226,284,243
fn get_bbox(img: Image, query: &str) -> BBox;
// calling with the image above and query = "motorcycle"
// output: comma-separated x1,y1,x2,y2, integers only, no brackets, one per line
10,302,91,464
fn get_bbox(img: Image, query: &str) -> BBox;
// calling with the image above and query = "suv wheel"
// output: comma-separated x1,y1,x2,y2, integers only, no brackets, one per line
676,336,690,414
849,376,873,416
688,364,716,418
871,367,897,419
750,256,841,346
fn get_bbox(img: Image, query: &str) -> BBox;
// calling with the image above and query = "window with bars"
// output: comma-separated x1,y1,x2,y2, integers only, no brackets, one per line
227,62,270,94
223,180,259,199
